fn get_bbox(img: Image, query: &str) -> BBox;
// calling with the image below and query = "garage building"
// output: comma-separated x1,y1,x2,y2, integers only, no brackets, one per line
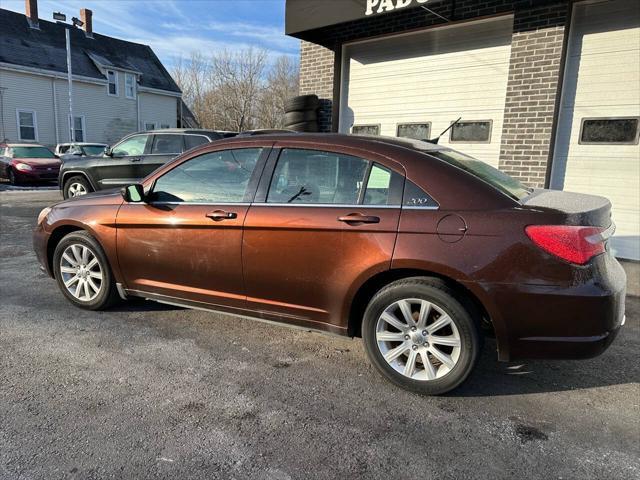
285,0,640,260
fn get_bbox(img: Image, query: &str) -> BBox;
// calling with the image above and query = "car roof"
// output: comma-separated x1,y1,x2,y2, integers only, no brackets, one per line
3,143,48,148
134,128,235,136
58,142,107,146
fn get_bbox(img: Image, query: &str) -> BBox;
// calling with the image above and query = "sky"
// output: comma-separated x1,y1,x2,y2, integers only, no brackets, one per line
2,0,299,66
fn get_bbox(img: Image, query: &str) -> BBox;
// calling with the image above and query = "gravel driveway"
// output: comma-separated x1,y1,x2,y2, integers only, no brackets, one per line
1,190,638,480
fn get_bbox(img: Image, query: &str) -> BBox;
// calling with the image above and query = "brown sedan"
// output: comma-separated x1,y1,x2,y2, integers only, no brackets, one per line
33,134,626,394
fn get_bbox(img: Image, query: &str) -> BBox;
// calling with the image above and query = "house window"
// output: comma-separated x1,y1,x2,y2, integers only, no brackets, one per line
125,73,136,99
69,116,85,142
160,124,170,129
450,120,492,143
352,125,380,135
17,109,37,141
579,117,640,144
397,123,431,141
144,122,157,131
107,70,118,96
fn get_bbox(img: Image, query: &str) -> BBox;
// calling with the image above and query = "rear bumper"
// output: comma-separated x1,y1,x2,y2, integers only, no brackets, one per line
476,253,627,361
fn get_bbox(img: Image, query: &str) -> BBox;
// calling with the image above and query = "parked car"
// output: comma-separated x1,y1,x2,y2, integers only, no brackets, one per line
55,142,109,159
34,134,626,395
0,143,61,185
59,129,236,199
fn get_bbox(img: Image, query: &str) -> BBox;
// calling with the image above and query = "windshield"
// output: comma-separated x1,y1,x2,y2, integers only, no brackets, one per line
429,149,531,201
82,145,107,156
11,146,55,159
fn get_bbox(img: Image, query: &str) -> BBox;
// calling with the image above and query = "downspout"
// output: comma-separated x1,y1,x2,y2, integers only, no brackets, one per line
136,84,140,131
52,78,59,144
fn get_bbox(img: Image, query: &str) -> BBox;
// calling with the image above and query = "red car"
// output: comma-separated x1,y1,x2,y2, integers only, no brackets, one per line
0,143,61,185
33,134,626,394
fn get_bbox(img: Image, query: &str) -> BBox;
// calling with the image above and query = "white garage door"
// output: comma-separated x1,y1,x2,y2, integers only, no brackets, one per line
339,15,513,167
551,0,640,260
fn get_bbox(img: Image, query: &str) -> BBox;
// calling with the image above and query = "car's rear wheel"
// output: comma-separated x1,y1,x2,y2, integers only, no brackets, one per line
362,277,481,395
53,231,119,310
63,176,92,199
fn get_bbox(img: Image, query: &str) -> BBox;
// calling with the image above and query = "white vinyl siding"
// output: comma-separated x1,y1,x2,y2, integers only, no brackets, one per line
16,109,37,141
551,0,640,260
138,92,177,130
340,15,513,167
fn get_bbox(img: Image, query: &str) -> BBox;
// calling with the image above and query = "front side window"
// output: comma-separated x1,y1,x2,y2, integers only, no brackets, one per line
352,125,380,136
151,134,183,154
450,120,492,143
579,117,640,144
107,70,118,96
111,135,149,157
267,149,369,204
17,110,37,141
397,123,431,141
151,148,263,203
125,73,136,99
69,116,85,142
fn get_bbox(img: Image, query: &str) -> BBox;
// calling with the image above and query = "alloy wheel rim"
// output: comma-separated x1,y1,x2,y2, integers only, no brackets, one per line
68,183,88,197
60,244,103,301
375,298,461,381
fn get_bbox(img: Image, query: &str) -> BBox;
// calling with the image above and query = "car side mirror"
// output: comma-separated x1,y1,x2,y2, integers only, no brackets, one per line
104,146,113,157
121,184,146,203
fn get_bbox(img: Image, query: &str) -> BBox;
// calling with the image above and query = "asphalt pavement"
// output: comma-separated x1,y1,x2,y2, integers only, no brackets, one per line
1,189,638,480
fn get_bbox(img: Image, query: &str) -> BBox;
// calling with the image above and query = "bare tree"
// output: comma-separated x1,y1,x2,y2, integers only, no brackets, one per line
257,55,299,129
171,52,210,127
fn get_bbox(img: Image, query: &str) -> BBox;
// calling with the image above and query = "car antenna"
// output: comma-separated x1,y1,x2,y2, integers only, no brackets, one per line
427,117,462,144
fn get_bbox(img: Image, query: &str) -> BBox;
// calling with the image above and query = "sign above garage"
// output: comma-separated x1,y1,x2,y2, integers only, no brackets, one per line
285,0,443,36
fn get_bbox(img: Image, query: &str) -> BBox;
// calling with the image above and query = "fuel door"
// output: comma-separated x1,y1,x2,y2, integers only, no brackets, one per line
437,214,467,243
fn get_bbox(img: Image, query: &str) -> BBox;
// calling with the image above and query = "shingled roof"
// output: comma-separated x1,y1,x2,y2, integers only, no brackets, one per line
0,8,181,93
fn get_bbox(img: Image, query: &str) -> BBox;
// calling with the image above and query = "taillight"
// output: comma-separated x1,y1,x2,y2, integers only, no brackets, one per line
525,225,606,265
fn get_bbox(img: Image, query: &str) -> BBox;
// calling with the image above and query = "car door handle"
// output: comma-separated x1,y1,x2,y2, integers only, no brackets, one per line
130,157,142,162
337,213,380,225
206,210,238,221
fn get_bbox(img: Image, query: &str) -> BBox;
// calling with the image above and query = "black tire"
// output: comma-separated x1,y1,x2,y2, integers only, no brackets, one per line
8,169,20,186
285,94,319,112
52,231,120,311
63,175,93,199
284,110,317,125
287,121,320,133
362,277,481,395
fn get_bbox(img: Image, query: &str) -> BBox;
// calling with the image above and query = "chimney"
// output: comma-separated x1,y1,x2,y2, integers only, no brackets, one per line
80,8,93,37
25,0,39,29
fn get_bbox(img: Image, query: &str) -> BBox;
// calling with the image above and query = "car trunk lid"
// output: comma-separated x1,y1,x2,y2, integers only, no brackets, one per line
521,189,612,228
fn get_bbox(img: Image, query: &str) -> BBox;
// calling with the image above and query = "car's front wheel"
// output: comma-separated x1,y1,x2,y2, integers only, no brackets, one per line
8,169,20,186
63,176,92,199
362,277,481,395
52,231,119,310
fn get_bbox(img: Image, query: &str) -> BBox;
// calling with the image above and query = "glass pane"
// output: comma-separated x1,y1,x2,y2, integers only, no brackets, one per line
397,123,431,140
430,149,530,201
151,134,183,154
75,129,84,142
20,126,36,140
581,118,639,144
403,180,438,207
267,149,368,204
185,135,210,150
12,146,54,158
73,117,82,129
145,123,156,131
450,121,492,142
19,111,34,127
112,135,149,156
151,148,263,203
352,125,380,135
364,164,397,205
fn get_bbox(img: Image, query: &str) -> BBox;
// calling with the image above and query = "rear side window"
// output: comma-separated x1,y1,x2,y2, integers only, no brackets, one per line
185,135,210,150
151,134,183,154
363,164,403,205
267,149,369,204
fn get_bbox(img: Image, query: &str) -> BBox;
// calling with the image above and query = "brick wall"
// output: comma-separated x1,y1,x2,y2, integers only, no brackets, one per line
498,4,569,188
299,41,335,132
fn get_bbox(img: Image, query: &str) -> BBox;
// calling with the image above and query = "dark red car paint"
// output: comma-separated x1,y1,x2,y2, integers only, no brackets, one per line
33,134,626,361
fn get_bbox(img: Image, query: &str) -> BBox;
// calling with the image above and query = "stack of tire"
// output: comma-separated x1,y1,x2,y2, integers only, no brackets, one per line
284,94,319,132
